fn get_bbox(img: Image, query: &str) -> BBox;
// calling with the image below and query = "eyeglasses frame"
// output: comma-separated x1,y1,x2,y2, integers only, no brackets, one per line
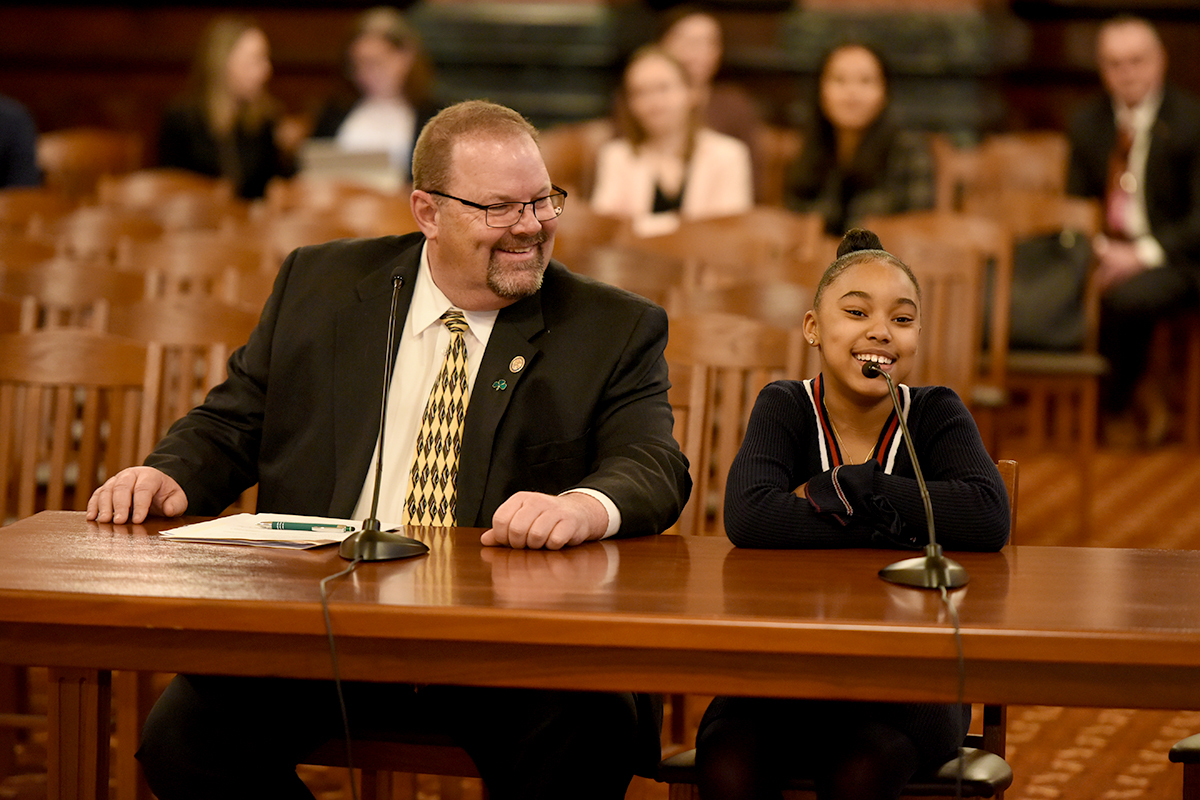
426,185,569,228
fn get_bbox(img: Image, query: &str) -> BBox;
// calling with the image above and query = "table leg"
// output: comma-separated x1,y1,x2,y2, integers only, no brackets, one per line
47,667,111,800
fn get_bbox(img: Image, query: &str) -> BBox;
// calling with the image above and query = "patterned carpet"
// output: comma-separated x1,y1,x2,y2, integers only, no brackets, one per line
3,447,1199,799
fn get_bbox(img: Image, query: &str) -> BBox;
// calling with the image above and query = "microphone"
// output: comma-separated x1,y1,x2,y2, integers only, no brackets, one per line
339,275,430,562
861,361,968,589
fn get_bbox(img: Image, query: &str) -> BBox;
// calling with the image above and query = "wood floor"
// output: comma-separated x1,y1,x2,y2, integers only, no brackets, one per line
2,445,1199,799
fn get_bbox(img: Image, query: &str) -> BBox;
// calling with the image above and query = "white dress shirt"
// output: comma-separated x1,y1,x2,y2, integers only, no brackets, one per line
336,98,417,172
1113,91,1166,268
352,244,620,536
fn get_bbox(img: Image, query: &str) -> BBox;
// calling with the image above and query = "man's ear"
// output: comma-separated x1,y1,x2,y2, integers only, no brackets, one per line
411,190,439,239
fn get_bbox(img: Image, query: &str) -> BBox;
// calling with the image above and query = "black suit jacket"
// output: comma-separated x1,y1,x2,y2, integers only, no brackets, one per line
1067,84,1200,272
146,232,690,537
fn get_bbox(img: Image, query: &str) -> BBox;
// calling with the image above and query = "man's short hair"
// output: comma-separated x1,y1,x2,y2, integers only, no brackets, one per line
411,100,540,192
1097,14,1164,52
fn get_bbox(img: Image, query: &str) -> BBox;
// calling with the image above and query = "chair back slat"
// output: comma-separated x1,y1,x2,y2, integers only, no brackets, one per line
0,330,155,523
666,312,806,536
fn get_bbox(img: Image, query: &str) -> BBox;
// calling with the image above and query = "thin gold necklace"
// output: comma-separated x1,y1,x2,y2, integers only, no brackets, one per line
828,417,876,465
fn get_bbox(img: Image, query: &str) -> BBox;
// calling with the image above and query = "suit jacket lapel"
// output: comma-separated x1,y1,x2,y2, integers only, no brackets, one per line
328,249,420,516
456,291,545,526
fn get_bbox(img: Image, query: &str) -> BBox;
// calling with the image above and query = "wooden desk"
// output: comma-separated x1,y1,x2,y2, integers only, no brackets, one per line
2,511,1200,798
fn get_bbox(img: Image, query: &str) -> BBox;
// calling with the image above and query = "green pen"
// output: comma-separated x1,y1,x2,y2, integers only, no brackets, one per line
256,521,355,532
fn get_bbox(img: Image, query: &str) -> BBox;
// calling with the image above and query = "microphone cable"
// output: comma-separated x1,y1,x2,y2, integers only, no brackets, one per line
939,585,967,800
319,557,363,800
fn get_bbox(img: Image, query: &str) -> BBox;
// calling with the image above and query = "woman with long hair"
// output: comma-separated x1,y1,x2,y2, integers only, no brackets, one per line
591,45,752,236
158,15,291,199
785,44,933,236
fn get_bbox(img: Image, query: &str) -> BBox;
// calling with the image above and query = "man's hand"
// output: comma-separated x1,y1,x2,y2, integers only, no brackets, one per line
1095,237,1146,292
482,491,609,550
86,467,188,525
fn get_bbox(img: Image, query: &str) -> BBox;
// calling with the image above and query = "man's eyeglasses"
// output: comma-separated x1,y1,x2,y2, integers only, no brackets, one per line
428,186,568,228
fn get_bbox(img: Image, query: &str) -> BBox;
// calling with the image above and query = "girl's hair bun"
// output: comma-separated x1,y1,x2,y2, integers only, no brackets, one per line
837,228,883,257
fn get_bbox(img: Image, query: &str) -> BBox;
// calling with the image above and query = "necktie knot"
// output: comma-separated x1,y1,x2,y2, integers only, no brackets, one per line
442,309,468,335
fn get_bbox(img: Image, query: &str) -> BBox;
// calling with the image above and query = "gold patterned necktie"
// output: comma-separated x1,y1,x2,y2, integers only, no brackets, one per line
405,310,470,526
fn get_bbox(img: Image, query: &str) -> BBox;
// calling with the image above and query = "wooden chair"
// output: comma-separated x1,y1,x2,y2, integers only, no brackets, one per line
861,212,1011,452
50,206,165,263
660,289,814,748
636,208,826,289
106,297,254,432
0,329,162,799
1179,313,1200,448
572,244,690,306
665,312,809,539
105,301,257,800
335,191,419,238
656,460,1020,800
0,295,34,334
550,202,628,270
666,281,814,339
998,196,1104,455
0,327,157,523
0,233,58,271
261,211,358,267
0,259,147,329
539,116,614,200
862,213,1010,388
0,187,75,237
304,731,485,800
1170,734,1200,800
219,266,278,311
98,168,243,232
849,224,987,409
932,131,1069,215
36,127,143,201
121,232,268,299
756,125,803,208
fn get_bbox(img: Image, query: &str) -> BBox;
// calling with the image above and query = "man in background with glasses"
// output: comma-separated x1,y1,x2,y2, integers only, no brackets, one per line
89,100,690,800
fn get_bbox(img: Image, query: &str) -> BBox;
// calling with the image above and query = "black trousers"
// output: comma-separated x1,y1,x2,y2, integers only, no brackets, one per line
137,674,648,800
694,696,969,800
1100,265,1200,414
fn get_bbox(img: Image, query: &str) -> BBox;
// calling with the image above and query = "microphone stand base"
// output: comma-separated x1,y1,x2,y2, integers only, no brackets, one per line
879,548,969,590
340,529,429,562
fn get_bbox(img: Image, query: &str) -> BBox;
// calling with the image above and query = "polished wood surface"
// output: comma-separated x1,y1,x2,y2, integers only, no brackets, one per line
1,511,1199,710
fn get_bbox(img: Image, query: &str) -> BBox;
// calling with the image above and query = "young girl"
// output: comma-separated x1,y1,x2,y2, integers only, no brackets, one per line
695,229,1009,800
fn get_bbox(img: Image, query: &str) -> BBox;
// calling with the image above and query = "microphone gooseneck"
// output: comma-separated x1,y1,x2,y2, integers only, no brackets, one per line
339,275,430,562
861,361,968,589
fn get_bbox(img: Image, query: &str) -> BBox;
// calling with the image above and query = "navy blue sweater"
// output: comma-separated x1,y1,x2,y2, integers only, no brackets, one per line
724,378,1009,551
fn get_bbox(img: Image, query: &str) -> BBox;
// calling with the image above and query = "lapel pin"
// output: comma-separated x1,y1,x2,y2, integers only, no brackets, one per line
492,380,507,391
509,355,525,373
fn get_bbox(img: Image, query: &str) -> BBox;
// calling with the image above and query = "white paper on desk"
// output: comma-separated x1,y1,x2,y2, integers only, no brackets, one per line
160,513,370,550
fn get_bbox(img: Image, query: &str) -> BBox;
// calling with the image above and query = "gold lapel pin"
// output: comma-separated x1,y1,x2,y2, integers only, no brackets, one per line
509,355,525,373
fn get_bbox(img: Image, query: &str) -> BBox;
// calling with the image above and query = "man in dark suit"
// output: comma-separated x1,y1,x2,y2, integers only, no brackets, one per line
1066,15,1200,445
88,100,690,799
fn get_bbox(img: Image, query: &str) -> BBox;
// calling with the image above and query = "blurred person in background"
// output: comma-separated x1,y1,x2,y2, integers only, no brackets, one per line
1067,15,1200,447
784,42,933,237
159,15,293,199
310,6,437,184
656,6,765,200
0,94,40,187
591,45,752,236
